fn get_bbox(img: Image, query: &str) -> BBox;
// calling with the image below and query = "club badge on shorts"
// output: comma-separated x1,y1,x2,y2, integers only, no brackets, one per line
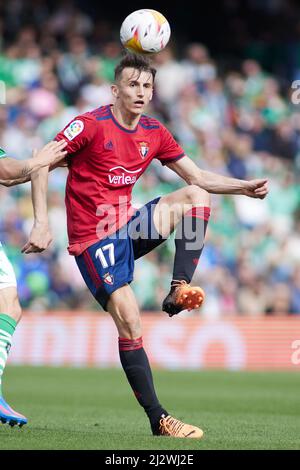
103,272,114,285
64,120,84,141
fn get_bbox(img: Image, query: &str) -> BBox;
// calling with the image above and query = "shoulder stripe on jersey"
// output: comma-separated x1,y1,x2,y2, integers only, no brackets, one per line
95,115,112,121
140,118,159,124
90,111,110,118
90,105,111,119
140,115,160,129
139,122,160,130
140,115,160,123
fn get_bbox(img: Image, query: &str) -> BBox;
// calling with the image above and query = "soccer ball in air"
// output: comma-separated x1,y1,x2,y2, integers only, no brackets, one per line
120,9,171,54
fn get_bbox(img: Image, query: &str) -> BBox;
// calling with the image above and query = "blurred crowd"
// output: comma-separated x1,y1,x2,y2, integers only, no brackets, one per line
1,0,300,316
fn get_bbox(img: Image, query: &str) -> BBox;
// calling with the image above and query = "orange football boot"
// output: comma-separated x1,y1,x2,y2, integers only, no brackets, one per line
158,415,204,439
162,280,205,317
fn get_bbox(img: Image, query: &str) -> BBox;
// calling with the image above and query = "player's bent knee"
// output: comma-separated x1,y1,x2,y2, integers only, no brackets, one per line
184,185,210,207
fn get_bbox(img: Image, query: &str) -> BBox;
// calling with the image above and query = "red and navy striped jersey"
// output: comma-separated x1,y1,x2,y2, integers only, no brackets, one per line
55,105,185,252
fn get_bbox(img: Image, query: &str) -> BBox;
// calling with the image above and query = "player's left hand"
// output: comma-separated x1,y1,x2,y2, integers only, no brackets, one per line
21,223,53,254
242,179,269,199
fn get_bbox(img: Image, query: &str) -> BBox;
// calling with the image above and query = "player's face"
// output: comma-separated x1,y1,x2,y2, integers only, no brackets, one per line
112,68,154,115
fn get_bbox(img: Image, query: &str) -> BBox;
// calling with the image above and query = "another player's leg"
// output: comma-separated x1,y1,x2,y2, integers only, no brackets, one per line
107,284,203,438
0,287,27,427
153,185,211,316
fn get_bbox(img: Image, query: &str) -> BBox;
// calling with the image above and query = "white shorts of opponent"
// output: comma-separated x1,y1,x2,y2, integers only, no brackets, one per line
0,242,17,289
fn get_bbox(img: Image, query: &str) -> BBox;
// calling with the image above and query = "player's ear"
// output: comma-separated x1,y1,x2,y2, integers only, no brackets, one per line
111,84,119,99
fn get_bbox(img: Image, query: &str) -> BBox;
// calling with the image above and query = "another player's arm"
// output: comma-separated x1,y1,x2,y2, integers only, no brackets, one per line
166,155,269,199
21,163,54,254
0,159,68,187
0,157,37,181
23,115,96,254
21,147,68,253
0,141,67,183
0,175,30,187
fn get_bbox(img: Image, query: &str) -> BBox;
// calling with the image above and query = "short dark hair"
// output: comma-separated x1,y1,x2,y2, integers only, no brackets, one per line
114,53,156,82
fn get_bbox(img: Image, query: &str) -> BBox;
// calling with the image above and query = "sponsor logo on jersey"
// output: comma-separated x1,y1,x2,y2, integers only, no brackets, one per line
108,166,142,185
103,272,114,285
138,141,149,158
64,120,84,141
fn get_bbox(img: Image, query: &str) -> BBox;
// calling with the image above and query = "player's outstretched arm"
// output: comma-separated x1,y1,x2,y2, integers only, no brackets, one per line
21,164,52,254
167,156,269,199
0,158,68,187
0,175,31,187
0,141,67,182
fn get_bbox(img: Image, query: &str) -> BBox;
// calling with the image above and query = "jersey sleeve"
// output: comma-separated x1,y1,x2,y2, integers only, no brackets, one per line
54,114,97,156
0,147,7,159
155,126,186,166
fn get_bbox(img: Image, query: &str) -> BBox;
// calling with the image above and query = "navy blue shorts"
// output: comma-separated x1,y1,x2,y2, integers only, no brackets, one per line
75,197,167,310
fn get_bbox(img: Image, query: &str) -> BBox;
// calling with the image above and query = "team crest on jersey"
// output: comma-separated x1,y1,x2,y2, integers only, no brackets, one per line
138,141,149,159
64,120,84,141
103,272,114,285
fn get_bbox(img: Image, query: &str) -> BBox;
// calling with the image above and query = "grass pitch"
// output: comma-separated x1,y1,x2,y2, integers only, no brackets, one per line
0,366,299,450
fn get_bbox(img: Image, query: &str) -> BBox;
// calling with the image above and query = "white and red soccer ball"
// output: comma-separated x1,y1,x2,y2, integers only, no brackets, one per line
120,9,171,54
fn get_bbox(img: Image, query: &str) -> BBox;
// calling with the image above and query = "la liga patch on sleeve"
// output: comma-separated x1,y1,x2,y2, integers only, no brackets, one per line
64,120,84,141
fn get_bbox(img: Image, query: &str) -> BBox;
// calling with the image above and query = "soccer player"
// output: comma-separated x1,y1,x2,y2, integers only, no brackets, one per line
0,140,67,427
25,54,268,438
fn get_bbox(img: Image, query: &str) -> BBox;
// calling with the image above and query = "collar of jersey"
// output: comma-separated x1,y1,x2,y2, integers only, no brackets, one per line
109,105,138,133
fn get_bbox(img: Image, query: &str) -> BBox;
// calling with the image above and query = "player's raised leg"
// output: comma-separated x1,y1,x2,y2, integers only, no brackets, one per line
0,285,27,427
106,284,203,438
153,185,211,316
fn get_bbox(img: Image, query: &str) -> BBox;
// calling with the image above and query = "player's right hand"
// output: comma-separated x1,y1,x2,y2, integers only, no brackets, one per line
242,178,269,199
34,140,68,167
21,223,53,254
